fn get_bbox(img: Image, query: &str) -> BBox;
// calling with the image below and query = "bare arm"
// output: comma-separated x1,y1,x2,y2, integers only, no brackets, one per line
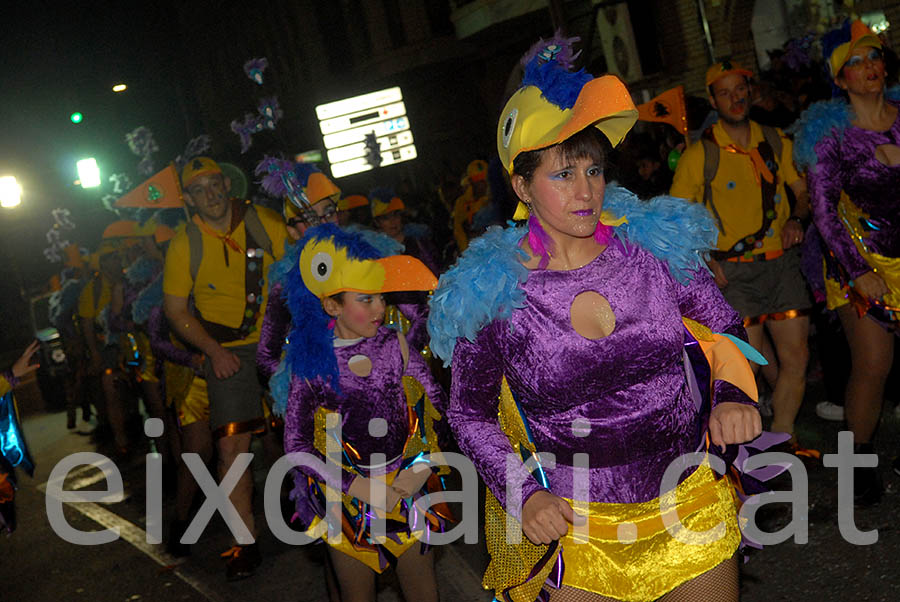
163,293,239,379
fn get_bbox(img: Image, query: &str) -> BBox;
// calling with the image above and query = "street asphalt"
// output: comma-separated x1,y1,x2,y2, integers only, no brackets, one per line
2,368,899,601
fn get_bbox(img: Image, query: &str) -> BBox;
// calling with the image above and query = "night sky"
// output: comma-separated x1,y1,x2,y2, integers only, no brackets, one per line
1,2,187,350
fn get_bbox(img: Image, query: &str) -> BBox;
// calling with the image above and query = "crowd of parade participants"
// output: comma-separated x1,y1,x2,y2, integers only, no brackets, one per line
4,17,900,602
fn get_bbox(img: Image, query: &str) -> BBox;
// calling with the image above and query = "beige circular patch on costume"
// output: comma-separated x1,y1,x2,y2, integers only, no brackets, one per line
570,291,616,339
348,354,373,377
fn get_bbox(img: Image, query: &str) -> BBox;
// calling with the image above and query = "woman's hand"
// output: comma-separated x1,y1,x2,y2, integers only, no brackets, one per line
521,490,586,545
11,341,40,379
391,464,432,498
709,402,762,451
853,271,889,301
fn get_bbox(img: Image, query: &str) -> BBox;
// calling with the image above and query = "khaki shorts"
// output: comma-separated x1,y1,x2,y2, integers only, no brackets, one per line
204,343,265,432
719,248,811,320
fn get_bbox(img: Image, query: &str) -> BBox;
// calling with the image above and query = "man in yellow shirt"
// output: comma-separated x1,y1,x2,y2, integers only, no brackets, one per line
671,62,812,449
163,157,287,580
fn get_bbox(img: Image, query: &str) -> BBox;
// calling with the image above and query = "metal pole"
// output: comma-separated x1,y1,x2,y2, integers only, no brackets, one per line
548,0,567,34
696,0,716,62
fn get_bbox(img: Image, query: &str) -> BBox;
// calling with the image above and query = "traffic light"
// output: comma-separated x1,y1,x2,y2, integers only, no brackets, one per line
363,132,382,167
70,112,83,124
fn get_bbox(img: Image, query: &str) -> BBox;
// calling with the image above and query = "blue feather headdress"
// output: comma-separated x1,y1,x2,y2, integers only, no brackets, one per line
132,274,163,326
520,33,592,110
284,224,384,392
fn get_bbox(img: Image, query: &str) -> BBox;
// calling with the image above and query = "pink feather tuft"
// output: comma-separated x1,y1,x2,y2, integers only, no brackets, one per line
526,215,555,269
593,222,614,245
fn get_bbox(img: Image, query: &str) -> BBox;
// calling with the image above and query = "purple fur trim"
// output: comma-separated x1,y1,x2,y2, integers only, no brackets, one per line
520,30,582,70
526,215,554,269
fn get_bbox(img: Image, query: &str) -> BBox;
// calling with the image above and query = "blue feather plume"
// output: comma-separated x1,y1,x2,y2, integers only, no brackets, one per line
521,56,592,110
268,239,301,294
603,185,716,284
343,225,405,256
48,279,86,327
427,224,529,365
125,256,161,286
132,274,163,325
269,358,291,416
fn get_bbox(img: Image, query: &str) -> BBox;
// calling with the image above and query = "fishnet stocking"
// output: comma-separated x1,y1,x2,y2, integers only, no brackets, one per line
543,556,739,602
659,555,739,602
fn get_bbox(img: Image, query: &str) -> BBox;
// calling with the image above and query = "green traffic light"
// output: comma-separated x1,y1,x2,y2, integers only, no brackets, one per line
70,112,83,124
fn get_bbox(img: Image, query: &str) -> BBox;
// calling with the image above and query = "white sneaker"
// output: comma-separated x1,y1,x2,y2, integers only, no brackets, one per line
815,401,845,422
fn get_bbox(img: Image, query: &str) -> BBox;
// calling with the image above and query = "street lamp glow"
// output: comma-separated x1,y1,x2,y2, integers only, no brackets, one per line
0,176,22,208
76,158,101,188
112,83,127,92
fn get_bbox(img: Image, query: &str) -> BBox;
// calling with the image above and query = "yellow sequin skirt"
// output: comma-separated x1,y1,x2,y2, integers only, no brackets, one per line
483,463,740,602
824,192,900,314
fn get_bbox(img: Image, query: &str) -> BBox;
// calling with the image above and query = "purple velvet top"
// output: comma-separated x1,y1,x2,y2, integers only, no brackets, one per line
448,243,749,516
283,327,447,496
148,306,196,368
258,282,292,381
809,102,900,278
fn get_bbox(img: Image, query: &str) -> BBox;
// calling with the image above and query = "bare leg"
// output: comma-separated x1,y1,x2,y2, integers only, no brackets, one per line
658,555,738,602
758,329,779,390
217,432,256,539
327,546,377,602
174,420,213,521
395,542,439,602
103,370,128,450
837,305,894,444
141,380,173,465
765,316,810,437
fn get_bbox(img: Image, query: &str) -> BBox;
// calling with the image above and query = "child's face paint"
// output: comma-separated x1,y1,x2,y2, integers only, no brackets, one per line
333,292,386,339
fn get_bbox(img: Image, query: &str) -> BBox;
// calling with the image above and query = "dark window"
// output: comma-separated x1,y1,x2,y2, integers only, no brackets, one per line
382,0,407,47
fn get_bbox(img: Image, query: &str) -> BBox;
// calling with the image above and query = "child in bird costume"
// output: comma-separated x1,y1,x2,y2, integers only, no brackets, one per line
281,224,451,599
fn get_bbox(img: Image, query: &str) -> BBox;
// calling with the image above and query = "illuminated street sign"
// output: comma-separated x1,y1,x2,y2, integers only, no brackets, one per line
315,86,417,178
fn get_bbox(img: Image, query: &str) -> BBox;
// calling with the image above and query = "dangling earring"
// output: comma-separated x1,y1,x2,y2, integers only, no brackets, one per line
327,318,337,330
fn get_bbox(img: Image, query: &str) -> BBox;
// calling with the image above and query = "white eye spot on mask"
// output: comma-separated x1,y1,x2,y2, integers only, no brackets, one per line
310,251,333,282
502,108,518,149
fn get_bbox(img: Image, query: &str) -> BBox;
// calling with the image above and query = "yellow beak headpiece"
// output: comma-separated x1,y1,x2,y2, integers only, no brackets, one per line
299,235,437,299
499,36,638,220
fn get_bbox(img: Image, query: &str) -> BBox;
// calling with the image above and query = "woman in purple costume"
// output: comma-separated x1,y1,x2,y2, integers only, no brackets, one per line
281,224,448,602
428,37,771,602
793,20,900,505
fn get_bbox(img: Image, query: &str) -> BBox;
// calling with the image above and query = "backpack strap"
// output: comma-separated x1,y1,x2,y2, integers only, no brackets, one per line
186,221,203,285
243,205,274,259
700,131,725,234
760,125,783,162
